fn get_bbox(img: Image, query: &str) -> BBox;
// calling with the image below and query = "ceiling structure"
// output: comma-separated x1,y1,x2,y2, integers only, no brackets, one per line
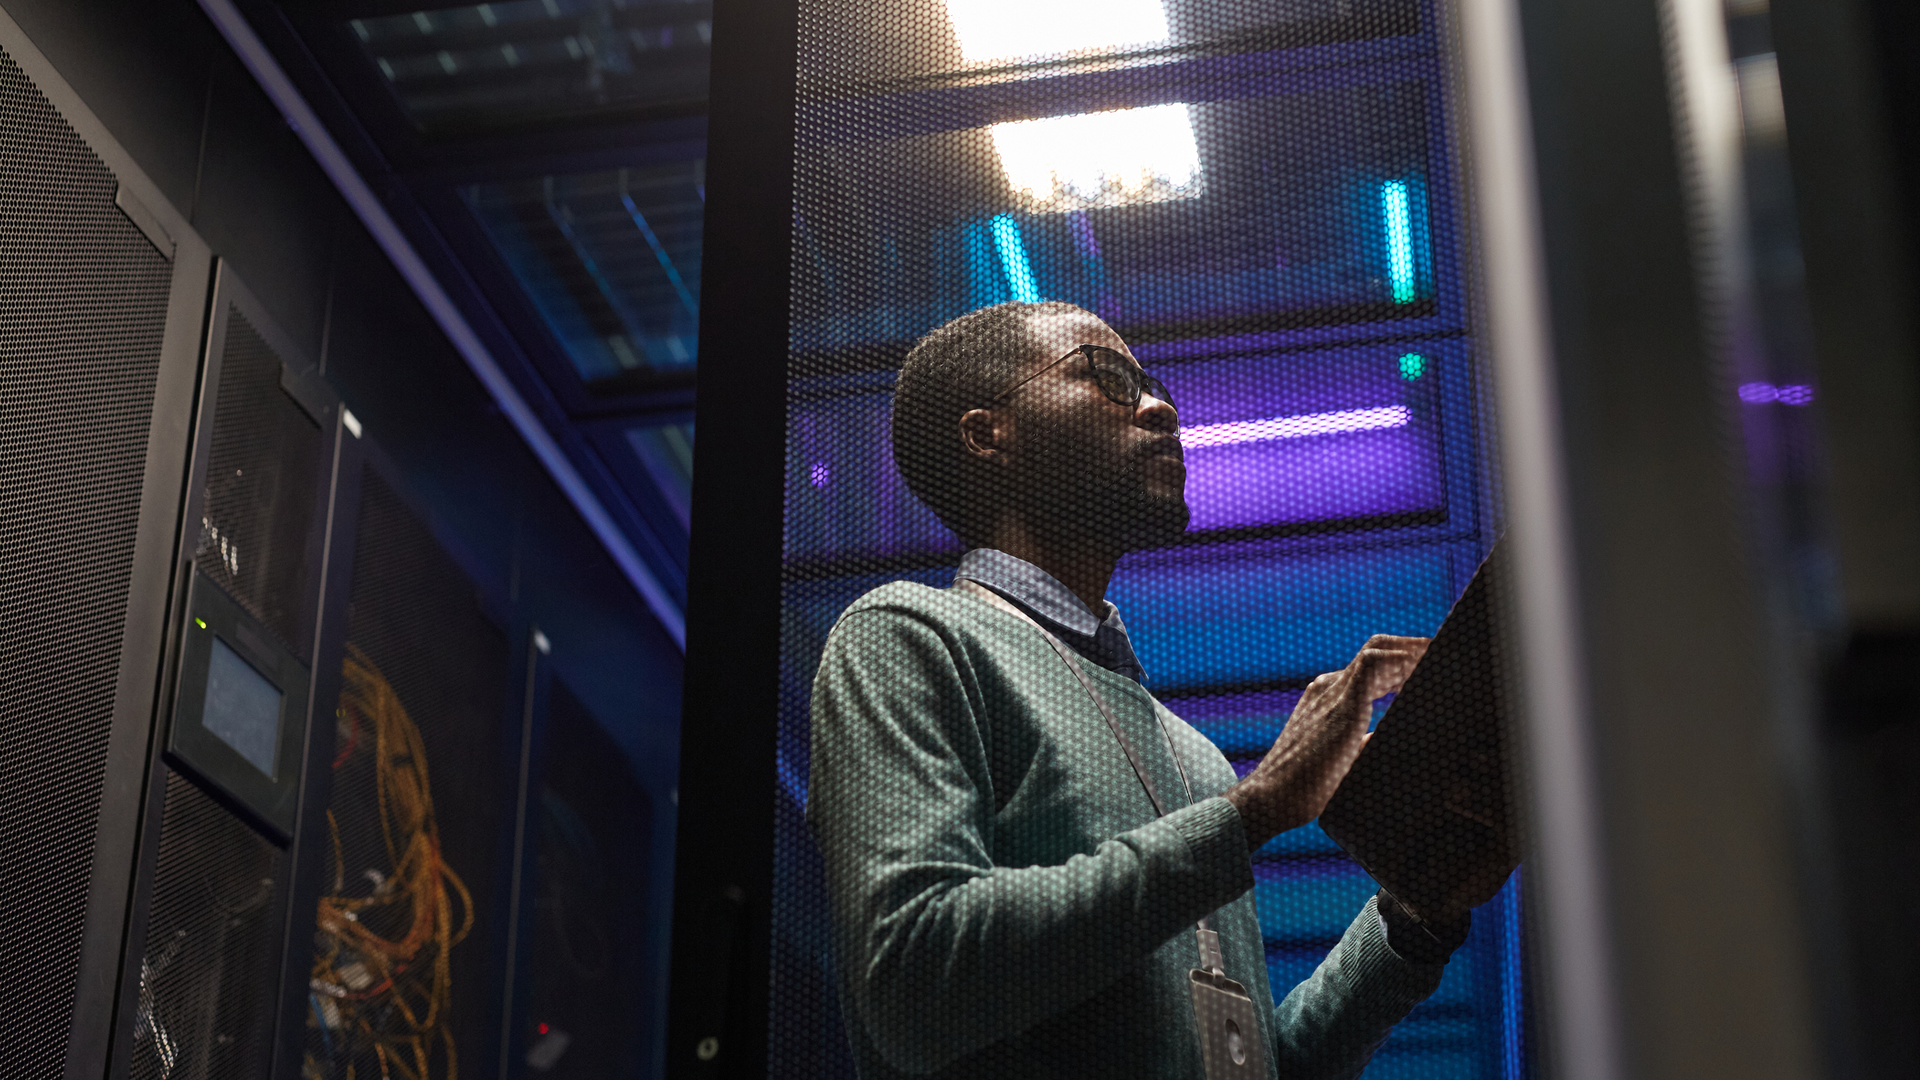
236,0,707,617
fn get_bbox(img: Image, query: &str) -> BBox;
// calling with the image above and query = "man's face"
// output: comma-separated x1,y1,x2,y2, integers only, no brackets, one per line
998,310,1189,550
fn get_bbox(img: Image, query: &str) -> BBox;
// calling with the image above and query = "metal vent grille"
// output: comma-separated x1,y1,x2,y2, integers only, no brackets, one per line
128,771,282,1080
0,45,174,1076
195,311,324,655
305,468,511,1080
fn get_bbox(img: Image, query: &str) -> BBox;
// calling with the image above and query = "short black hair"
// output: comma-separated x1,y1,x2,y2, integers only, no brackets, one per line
891,300,1091,546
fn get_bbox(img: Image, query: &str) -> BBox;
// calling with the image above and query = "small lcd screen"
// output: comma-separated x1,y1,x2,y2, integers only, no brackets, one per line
204,635,282,779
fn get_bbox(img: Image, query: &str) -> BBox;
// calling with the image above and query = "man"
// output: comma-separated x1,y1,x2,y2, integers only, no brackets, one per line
808,301,1509,1079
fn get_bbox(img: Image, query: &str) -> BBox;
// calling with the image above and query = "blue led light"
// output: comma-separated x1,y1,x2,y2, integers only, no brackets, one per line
990,214,1042,303
1399,352,1426,379
1382,180,1416,304
1501,878,1526,1080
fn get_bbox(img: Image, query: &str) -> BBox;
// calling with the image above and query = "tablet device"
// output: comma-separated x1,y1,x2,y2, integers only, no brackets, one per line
1318,540,1520,924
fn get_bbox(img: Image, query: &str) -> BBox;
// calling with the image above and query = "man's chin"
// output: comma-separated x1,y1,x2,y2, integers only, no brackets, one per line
1118,497,1191,551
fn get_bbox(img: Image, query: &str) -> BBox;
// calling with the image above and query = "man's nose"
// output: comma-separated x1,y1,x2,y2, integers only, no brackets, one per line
1136,392,1178,433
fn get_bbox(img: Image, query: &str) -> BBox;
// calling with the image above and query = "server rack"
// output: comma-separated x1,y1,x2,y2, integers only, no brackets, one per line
675,0,1525,1076
0,9,213,1078
295,439,530,1080
513,675,659,1078
106,261,356,1080
0,10,581,1076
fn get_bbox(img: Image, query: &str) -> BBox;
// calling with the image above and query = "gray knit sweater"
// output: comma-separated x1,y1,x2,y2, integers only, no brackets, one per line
807,581,1445,1079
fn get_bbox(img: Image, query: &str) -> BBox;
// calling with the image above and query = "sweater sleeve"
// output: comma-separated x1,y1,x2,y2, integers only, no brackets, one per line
1271,896,1448,1079
808,608,1254,1075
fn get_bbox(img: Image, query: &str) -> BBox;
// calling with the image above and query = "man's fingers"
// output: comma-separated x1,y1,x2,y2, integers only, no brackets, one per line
1345,636,1429,678
1292,669,1348,713
1347,647,1423,699
1351,647,1421,675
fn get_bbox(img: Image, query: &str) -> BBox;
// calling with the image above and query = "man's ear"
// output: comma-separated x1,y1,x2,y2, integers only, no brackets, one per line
959,407,1011,464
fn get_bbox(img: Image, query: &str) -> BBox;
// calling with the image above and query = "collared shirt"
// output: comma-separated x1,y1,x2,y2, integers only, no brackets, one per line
953,547,1147,683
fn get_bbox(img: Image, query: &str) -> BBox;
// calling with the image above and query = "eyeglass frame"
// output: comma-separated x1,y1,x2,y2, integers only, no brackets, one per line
984,343,1177,413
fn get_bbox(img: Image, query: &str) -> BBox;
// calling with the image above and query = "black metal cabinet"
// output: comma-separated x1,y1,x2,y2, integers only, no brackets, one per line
0,13,605,1078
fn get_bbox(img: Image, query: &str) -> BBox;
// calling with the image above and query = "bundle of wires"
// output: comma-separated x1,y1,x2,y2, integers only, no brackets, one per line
307,644,473,1080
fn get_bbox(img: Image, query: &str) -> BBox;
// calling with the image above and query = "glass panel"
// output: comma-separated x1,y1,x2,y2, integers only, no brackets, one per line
625,420,695,528
348,0,711,132
465,161,705,383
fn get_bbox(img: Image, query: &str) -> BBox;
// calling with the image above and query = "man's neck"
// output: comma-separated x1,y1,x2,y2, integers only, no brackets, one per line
983,519,1119,616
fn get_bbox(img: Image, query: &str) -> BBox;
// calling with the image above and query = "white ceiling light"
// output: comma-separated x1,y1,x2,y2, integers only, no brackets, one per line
990,104,1202,213
942,0,1169,64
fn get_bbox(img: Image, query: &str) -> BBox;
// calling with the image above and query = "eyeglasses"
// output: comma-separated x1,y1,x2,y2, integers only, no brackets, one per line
986,344,1176,412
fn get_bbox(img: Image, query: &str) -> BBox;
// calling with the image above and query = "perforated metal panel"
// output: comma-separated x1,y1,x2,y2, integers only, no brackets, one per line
304,468,511,1080
775,1,1521,1078
128,772,282,1080
0,44,175,1078
194,310,324,656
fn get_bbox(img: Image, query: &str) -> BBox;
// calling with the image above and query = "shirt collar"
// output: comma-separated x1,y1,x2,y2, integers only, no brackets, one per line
953,548,1146,683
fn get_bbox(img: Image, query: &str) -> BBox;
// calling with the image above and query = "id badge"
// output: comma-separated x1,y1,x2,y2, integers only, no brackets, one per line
1190,968,1266,1079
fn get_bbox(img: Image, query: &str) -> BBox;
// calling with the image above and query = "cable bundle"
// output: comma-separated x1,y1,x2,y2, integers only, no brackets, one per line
307,644,473,1080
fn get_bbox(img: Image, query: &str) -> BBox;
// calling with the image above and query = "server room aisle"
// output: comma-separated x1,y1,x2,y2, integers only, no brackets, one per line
0,1,683,1077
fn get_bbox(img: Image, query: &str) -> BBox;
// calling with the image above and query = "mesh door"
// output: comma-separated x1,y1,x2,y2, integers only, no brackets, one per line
0,45,174,1078
128,772,283,1080
125,297,329,1079
194,310,325,655
521,679,654,1077
304,468,511,1080
776,1,1519,1078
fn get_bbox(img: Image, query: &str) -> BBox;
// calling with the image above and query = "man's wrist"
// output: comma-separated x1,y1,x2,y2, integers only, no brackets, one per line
1376,890,1470,964
1223,776,1290,851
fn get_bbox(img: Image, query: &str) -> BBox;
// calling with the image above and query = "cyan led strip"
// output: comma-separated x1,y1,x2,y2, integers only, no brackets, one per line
990,214,1042,302
1383,179,1416,304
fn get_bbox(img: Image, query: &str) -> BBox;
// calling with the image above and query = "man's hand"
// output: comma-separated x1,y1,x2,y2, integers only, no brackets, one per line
1223,634,1429,850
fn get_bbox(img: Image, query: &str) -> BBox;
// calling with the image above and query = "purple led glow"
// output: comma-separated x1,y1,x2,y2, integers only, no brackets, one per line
787,346,1454,559
1069,211,1102,259
1183,424,1441,532
1180,405,1412,448
1738,382,1815,406
787,394,960,561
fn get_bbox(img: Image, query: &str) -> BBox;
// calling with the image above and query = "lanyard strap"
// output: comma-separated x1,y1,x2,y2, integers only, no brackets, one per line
956,581,1188,811
954,581,1223,959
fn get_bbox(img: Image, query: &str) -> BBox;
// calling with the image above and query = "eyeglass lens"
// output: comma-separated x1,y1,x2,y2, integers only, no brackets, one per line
1085,347,1176,411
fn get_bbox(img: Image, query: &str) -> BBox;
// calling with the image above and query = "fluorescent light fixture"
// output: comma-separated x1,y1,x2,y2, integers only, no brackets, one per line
1383,180,1416,303
991,104,1202,213
990,215,1042,301
943,0,1168,63
1181,405,1413,449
